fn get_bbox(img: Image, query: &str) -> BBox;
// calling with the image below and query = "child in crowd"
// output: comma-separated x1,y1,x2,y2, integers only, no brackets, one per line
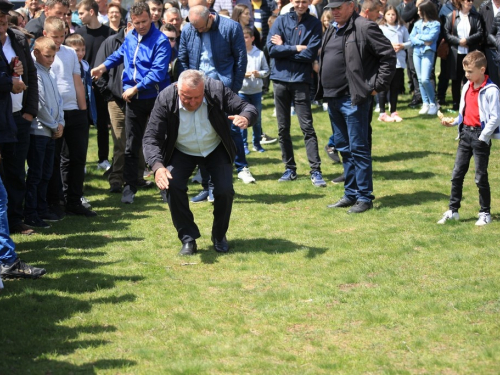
438,51,500,226
377,6,410,123
42,17,95,217
239,26,269,154
409,0,440,116
25,37,65,228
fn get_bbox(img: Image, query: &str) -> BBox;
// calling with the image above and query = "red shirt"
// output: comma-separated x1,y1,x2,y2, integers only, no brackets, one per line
463,75,489,128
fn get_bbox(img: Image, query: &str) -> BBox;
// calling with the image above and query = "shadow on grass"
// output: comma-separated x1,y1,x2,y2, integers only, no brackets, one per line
373,151,451,163
374,170,436,180
235,192,325,203
199,238,328,264
377,191,449,208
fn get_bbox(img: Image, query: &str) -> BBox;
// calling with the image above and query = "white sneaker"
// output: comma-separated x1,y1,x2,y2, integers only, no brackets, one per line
97,160,111,171
191,168,202,183
237,167,256,184
374,104,380,113
81,196,91,209
291,106,296,116
419,104,430,115
272,108,276,117
475,212,492,226
322,102,328,111
437,210,459,224
427,103,438,115
121,185,135,204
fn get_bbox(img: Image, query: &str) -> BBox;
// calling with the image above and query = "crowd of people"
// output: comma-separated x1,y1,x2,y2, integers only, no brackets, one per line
1,0,500,284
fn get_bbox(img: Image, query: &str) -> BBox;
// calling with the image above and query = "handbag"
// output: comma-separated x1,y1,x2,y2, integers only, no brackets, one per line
437,10,456,60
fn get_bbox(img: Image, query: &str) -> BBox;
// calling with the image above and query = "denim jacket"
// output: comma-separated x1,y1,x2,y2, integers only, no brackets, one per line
410,19,441,53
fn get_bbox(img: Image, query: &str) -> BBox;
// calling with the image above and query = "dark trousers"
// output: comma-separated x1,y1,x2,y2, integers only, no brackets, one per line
437,56,450,102
273,81,321,173
407,46,421,99
60,109,89,206
485,48,500,87
0,113,31,227
449,127,491,213
378,68,404,114
451,54,466,107
94,89,111,163
124,98,156,193
25,135,55,218
166,143,234,243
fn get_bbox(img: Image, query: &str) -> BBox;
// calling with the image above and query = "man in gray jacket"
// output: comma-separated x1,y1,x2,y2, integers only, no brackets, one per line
317,0,396,213
143,70,257,255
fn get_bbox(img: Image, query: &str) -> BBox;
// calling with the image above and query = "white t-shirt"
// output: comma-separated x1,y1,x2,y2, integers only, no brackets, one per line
3,35,24,113
50,45,81,111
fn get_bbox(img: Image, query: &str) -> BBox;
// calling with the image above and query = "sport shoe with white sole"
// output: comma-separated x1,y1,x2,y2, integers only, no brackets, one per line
0,258,46,279
427,103,438,115
261,134,277,144
121,185,135,204
311,171,327,187
475,212,492,226
437,210,459,224
238,167,256,183
419,104,430,115
97,160,111,171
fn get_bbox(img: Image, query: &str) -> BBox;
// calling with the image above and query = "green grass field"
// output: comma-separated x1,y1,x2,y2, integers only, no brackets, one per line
1,91,500,374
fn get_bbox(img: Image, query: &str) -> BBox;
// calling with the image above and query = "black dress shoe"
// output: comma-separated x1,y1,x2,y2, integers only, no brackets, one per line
179,241,197,256
408,96,422,109
212,235,229,253
347,201,373,213
327,197,356,208
109,183,122,193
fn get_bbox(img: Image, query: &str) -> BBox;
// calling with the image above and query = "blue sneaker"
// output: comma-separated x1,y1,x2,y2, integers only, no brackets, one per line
244,146,250,155
191,190,209,203
252,146,265,153
311,171,327,187
278,169,297,182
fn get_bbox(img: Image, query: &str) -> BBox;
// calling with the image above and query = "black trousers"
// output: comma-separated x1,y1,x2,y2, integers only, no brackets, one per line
378,68,404,114
166,143,234,244
94,89,111,163
124,98,156,193
451,54,466,107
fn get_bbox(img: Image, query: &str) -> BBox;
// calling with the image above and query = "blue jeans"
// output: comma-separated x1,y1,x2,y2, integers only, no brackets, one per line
25,135,56,218
238,92,262,148
326,96,374,202
413,49,436,105
0,175,17,265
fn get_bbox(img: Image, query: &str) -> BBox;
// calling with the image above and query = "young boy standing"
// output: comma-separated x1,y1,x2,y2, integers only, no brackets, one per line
239,26,269,154
438,51,500,226
24,37,65,228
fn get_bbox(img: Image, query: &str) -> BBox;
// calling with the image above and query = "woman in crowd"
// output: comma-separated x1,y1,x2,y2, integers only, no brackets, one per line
106,3,124,32
232,4,261,49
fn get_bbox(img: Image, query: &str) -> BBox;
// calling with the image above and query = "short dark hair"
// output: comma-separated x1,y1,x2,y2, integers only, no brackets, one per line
45,0,70,9
130,2,151,17
77,0,99,15
463,50,487,70
147,0,163,6
160,22,177,34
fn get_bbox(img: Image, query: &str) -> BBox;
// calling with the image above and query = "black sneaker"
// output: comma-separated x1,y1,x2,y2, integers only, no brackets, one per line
347,201,373,214
40,210,63,222
408,96,422,109
0,258,46,279
48,203,66,220
24,216,50,229
137,179,155,189
66,203,97,217
324,145,341,163
331,175,345,184
261,133,277,144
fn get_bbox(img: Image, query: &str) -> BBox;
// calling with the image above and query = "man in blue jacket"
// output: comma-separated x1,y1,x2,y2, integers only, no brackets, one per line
267,0,326,187
92,1,171,204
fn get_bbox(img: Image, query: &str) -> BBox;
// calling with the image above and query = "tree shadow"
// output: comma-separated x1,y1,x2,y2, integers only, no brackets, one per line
377,191,449,208
374,170,436,180
373,151,451,163
198,238,328,264
234,192,325,204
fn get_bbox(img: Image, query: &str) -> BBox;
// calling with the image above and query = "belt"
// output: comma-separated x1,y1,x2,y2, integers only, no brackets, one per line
12,111,22,116
463,125,481,131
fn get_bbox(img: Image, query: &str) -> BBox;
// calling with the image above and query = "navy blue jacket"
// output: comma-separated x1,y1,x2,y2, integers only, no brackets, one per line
267,8,322,84
178,13,247,93
104,24,171,100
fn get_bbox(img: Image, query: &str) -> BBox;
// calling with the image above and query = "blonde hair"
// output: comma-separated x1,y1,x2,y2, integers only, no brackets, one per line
44,16,66,32
65,33,86,47
34,36,57,52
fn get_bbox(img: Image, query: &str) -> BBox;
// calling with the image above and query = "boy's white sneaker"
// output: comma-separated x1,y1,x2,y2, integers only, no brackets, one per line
437,210,459,224
475,212,492,226
419,103,430,115
237,167,256,184
427,103,438,115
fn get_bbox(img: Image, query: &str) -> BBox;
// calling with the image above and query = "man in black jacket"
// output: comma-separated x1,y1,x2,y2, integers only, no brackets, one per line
25,0,69,39
143,70,257,255
317,0,396,213
479,0,500,86
0,11,39,235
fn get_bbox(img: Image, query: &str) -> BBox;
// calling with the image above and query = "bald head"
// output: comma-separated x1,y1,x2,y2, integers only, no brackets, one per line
189,0,207,7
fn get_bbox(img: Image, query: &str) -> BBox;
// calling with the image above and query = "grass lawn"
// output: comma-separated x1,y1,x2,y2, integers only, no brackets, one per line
1,91,500,374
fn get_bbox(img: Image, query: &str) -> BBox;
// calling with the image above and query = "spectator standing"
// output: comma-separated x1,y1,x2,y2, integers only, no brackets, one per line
479,0,500,86
25,0,69,39
147,0,164,29
444,0,484,110
96,0,108,24
180,0,190,19
23,0,40,22
409,0,441,116
267,0,326,187
106,3,125,32
317,0,396,213
232,3,261,48
0,6,39,235
92,2,171,204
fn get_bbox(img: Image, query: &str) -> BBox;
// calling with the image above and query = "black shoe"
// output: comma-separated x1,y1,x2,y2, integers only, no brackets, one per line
212,235,229,253
10,222,35,235
0,258,46,279
24,216,50,229
109,183,122,193
66,203,97,217
137,179,155,189
48,203,66,220
347,201,373,214
324,145,341,163
40,210,63,222
408,97,422,109
331,175,345,184
327,196,356,208
437,98,447,106
160,189,168,203
179,241,197,256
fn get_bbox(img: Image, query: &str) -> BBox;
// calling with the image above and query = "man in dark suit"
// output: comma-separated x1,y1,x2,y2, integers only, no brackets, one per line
143,70,257,255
